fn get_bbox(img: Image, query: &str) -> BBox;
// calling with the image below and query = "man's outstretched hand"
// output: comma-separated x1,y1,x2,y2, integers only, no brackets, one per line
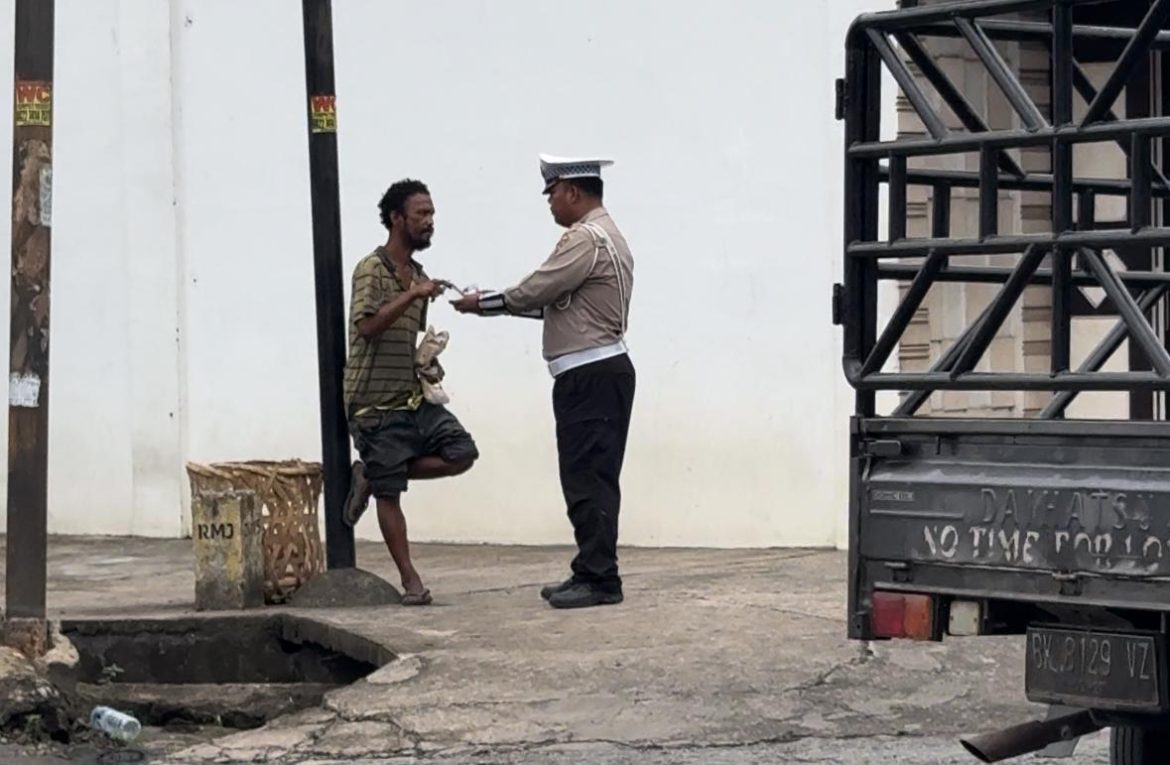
450,292,482,314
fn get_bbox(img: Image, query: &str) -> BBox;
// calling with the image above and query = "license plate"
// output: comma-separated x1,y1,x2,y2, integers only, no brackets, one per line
1025,627,1164,712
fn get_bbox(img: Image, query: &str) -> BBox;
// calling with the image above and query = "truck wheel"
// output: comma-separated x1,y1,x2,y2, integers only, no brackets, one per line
1112,725,1170,764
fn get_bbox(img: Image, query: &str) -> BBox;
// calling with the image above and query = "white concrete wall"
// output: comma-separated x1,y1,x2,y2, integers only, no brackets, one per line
0,0,186,537
0,0,892,549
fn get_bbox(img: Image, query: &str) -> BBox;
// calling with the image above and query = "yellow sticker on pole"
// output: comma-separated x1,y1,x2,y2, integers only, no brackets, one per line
310,94,336,133
14,81,51,127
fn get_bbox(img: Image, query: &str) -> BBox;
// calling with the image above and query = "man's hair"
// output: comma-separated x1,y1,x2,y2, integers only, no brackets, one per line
564,176,603,201
379,179,430,230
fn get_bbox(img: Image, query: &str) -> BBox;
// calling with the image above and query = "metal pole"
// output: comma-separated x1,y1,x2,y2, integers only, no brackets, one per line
866,29,948,140
300,0,354,569
1081,0,1170,127
951,246,1048,376
1041,286,1169,419
1080,248,1170,378
849,228,1170,257
956,17,1049,130
881,165,1170,198
1051,0,1074,379
4,0,54,655
895,33,1025,178
850,115,1170,159
878,263,1170,288
860,250,944,377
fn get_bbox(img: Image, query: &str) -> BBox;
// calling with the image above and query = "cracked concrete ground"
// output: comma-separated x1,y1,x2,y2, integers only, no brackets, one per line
0,536,1115,763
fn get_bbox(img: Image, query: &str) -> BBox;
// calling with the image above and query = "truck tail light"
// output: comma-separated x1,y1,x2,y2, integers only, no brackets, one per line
871,591,935,640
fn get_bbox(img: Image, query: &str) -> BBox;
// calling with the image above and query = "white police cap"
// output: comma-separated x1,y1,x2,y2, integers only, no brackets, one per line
539,153,614,193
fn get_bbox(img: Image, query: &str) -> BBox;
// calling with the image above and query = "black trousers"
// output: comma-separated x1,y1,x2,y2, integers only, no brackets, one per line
552,353,636,592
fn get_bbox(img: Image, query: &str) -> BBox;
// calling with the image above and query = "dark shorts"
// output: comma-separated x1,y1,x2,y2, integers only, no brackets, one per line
349,403,479,498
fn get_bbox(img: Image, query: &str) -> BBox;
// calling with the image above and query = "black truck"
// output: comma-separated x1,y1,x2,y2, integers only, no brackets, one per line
838,0,1170,762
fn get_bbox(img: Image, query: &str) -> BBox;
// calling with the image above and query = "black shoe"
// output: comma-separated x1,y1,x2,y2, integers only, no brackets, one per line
540,578,575,601
547,583,623,609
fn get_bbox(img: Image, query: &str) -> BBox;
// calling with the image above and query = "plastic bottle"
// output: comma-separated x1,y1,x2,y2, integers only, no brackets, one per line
89,706,141,741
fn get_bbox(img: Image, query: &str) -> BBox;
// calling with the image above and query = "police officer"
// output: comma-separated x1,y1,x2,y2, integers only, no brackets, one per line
452,154,635,609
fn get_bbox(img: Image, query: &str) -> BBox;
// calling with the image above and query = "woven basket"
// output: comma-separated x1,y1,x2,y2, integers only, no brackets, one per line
186,459,325,604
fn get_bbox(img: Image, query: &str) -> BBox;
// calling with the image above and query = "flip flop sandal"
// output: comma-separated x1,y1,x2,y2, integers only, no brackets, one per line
401,589,433,606
343,461,371,527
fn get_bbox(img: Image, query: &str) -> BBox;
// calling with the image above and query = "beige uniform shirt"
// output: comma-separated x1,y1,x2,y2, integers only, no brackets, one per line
504,207,634,361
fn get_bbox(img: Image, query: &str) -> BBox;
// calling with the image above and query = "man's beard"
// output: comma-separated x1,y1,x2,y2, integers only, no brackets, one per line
410,233,433,251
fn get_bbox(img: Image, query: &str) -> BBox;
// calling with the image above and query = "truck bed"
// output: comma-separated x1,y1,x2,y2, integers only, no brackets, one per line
851,417,1170,639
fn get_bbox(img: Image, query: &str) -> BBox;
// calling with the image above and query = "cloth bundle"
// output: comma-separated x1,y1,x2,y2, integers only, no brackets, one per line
415,325,450,405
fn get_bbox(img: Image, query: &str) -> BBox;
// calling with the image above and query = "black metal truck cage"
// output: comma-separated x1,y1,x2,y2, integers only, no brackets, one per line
839,0,1170,417
840,1,1170,755
836,4,1170,740
839,0,1170,645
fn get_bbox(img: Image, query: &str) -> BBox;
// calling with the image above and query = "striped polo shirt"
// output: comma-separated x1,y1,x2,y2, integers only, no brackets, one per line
343,249,428,419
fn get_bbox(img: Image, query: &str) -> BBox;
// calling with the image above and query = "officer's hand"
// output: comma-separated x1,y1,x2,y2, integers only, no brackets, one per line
450,293,481,314
411,280,446,301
